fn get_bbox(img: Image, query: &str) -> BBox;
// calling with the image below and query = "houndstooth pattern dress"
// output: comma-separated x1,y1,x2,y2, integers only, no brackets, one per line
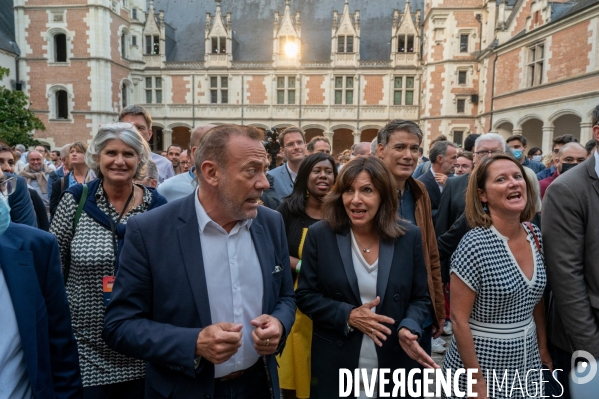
442,224,546,399
50,184,150,387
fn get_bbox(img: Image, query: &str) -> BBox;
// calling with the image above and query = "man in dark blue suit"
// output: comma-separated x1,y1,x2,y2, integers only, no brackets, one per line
6,173,38,227
104,124,295,399
417,141,458,224
0,172,82,398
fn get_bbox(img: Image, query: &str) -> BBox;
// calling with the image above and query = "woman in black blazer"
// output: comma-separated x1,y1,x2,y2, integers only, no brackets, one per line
296,156,437,399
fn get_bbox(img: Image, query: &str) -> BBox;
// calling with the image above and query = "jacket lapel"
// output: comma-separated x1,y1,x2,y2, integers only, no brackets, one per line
586,156,599,198
0,232,38,387
249,218,273,314
376,240,394,312
336,230,361,304
177,193,212,327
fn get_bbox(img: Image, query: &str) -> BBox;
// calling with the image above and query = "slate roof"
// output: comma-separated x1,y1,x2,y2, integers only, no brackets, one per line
0,0,18,56
151,0,424,62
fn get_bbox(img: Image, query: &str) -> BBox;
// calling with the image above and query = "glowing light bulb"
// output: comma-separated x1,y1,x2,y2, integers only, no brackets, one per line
284,42,298,57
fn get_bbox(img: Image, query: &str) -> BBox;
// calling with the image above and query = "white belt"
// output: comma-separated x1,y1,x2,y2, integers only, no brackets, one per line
469,317,535,370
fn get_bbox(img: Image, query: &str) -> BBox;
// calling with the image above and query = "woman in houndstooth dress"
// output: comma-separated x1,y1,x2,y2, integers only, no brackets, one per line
442,154,552,399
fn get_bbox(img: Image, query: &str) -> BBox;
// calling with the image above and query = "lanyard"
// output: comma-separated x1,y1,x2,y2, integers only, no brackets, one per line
108,188,134,273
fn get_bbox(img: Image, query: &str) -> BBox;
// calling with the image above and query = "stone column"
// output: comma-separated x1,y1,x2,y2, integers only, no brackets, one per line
162,128,173,150
512,128,523,136
541,126,554,155
324,131,334,153
353,131,361,145
580,122,593,145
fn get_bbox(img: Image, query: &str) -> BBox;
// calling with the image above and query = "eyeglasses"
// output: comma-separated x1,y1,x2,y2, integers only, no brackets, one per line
474,150,502,156
180,161,191,166
0,176,16,198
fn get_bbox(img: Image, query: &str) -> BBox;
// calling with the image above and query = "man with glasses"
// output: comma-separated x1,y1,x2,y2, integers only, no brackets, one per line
180,150,192,173
0,147,38,228
0,169,83,398
267,127,306,201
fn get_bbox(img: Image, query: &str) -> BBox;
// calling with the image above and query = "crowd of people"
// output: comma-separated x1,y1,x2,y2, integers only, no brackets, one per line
0,103,598,399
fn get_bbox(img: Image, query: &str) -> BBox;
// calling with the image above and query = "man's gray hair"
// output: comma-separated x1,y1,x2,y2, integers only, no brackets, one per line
377,119,423,146
370,137,378,156
474,133,507,152
60,143,72,159
15,144,26,152
86,122,151,180
139,159,159,181
429,141,458,164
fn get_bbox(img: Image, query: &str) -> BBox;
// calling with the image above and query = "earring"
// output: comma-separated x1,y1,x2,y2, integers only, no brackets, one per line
482,203,488,212
306,190,310,199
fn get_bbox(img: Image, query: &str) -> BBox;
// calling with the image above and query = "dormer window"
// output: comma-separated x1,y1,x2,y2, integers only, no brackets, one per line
398,35,415,53
338,36,354,53
145,35,159,55
212,37,226,53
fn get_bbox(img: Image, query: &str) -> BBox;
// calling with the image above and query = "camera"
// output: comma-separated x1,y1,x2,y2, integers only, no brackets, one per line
263,128,280,170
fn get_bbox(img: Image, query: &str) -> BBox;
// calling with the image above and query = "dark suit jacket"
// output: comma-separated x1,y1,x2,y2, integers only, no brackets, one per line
434,172,469,238
103,193,296,399
28,188,50,231
417,169,442,223
6,173,37,228
0,223,82,398
49,174,70,218
543,155,599,356
296,221,431,399
267,163,294,200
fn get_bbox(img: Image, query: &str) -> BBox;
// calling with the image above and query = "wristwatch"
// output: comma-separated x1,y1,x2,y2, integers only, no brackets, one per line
346,322,354,335
194,356,202,369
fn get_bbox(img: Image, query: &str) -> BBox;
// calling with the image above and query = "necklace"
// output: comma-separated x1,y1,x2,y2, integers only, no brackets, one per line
125,187,137,213
355,235,377,253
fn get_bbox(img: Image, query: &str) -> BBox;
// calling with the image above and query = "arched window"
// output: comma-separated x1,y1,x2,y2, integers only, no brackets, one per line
121,32,127,58
54,33,67,62
55,90,68,119
121,84,128,108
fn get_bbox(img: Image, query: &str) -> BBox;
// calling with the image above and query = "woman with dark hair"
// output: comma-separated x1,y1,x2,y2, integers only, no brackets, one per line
277,152,337,399
442,154,550,399
528,147,543,162
296,156,436,399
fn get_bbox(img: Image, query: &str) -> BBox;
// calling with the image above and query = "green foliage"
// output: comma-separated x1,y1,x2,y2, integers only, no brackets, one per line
0,67,45,147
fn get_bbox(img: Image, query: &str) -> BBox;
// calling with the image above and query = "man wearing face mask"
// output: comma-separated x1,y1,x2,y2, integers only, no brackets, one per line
506,135,546,174
0,171,83,398
539,142,588,199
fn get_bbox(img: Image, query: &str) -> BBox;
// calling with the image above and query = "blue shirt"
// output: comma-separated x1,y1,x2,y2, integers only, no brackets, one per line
397,184,416,225
536,165,555,180
0,266,32,399
522,158,546,174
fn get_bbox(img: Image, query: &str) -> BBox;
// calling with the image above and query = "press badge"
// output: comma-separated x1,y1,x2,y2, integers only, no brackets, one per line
102,276,115,307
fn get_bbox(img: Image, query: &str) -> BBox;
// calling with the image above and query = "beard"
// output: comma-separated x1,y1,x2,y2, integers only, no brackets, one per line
216,174,262,221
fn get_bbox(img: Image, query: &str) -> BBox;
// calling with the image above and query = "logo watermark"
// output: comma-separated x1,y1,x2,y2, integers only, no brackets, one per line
571,350,597,385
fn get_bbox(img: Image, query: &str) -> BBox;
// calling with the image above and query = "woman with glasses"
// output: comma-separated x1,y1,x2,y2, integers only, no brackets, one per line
49,142,96,218
0,142,49,230
50,123,167,398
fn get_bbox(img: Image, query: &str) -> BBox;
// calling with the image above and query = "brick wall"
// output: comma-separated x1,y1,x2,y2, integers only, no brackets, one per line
305,75,325,105
494,48,521,96
494,74,599,110
70,9,90,57
363,75,384,105
512,0,535,35
34,114,93,146
547,21,591,82
441,0,483,7
247,75,267,104
171,75,189,104
112,64,130,109
428,65,445,117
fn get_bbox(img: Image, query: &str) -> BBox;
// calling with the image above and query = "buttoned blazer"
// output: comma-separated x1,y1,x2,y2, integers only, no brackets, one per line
103,192,296,399
0,223,82,399
542,156,599,357
417,169,442,223
267,163,294,200
295,221,431,399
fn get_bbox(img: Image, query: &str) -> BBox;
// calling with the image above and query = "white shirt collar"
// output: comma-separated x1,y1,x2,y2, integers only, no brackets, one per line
430,165,444,193
194,187,253,234
594,150,599,178
285,162,297,183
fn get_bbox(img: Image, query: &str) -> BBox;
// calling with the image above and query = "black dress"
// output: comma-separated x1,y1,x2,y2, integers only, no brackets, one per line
277,203,319,281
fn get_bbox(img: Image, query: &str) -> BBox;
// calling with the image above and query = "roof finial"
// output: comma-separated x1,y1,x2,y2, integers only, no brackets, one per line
215,0,221,13
149,0,154,8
